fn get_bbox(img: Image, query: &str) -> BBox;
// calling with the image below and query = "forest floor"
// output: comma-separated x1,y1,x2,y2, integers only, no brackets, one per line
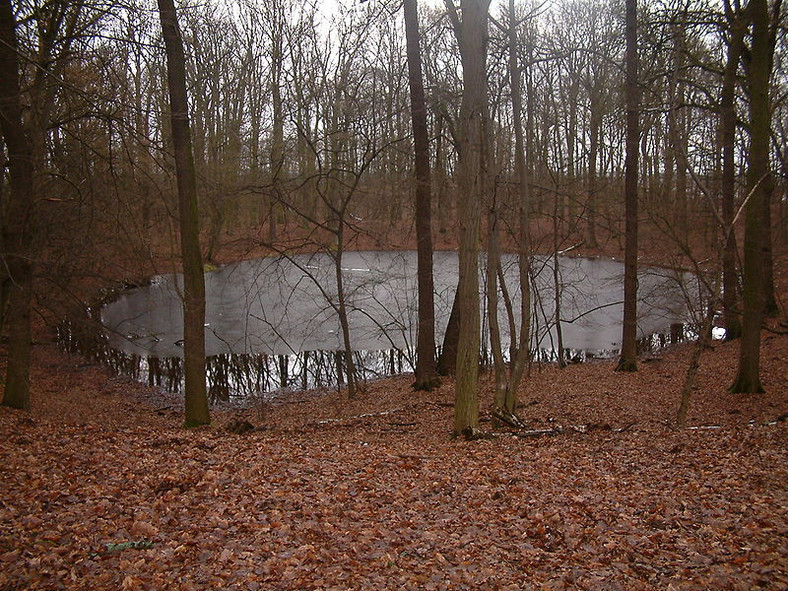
1,319,786,590
2,228,787,590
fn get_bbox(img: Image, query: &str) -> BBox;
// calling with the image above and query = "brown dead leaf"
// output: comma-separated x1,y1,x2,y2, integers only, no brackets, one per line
130,520,159,538
121,575,142,590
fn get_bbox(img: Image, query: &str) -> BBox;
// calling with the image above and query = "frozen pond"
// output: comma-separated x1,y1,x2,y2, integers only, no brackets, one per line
94,251,695,395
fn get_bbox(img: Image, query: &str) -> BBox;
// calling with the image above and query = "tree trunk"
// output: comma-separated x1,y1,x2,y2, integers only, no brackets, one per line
437,287,460,376
445,0,491,437
487,196,506,403
404,0,440,392
552,204,566,368
762,187,777,317
760,0,781,318
157,0,210,426
616,0,639,373
0,0,33,410
588,108,600,249
730,0,775,394
269,11,285,244
667,18,689,242
333,244,358,397
677,304,717,428
490,0,532,418
720,8,746,341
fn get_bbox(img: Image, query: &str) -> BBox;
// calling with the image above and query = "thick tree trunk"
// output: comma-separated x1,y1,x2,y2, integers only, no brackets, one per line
0,0,34,410
730,0,774,394
158,0,210,426
616,0,639,373
404,0,440,392
445,0,491,436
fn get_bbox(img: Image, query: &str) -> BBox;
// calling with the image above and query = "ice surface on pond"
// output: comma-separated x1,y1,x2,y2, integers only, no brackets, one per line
101,250,696,362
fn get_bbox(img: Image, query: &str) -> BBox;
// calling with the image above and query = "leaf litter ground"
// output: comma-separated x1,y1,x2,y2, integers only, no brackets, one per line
1,330,786,590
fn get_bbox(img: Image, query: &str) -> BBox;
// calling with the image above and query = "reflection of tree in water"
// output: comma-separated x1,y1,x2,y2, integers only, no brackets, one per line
58,318,410,401
61,251,698,401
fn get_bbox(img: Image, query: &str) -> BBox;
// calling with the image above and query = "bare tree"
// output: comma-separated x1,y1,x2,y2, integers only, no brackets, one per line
730,0,782,394
0,0,91,409
277,1,395,397
0,0,34,410
404,0,440,391
445,0,492,437
616,0,640,373
181,4,248,261
485,0,534,426
157,0,210,425
720,0,748,341
259,0,289,242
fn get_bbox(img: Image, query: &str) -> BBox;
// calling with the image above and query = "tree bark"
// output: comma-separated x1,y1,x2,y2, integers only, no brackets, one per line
487,194,506,400
404,0,440,392
720,6,746,341
437,288,460,376
730,0,775,394
445,0,491,436
489,0,532,418
760,0,782,318
268,1,285,243
588,108,601,249
157,0,210,426
616,0,639,373
0,0,33,410
333,243,359,398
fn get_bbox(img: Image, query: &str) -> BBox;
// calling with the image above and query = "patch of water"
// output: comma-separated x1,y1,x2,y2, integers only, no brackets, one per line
63,251,699,397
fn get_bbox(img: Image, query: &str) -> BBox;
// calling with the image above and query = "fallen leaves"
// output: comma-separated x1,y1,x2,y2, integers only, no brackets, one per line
0,330,786,589
130,521,159,539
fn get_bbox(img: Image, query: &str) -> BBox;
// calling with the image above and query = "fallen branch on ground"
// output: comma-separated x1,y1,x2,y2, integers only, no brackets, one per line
492,407,528,429
315,408,405,425
511,423,631,439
